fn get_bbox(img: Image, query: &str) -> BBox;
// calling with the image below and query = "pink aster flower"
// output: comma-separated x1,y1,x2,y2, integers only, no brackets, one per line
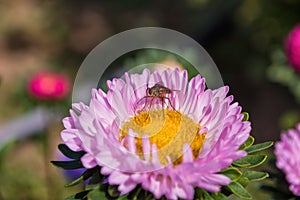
61,68,251,199
275,124,300,196
27,71,70,100
285,24,300,73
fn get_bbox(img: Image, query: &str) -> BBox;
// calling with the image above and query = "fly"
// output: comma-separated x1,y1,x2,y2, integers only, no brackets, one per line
134,82,179,117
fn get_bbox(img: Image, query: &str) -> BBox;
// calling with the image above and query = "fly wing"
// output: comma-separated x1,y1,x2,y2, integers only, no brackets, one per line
154,81,164,86
155,81,180,92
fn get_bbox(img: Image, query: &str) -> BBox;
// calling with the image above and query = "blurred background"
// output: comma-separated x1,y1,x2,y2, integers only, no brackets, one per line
1,0,300,199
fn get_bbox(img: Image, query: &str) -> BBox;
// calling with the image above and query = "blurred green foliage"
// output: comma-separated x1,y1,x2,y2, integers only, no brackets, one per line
267,49,300,129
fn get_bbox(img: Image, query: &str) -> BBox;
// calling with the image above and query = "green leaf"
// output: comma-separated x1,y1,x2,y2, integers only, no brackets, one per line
66,176,85,188
237,177,250,187
210,192,228,200
194,187,202,199
194,188,214,200
225,181,252,199
65,195,79,200
241,170,269,181
65,167,100,187
245,141,273,154
242,112,249,121
65,191,89,200
220,167,242,181
87,189,106,200
58,144,85,160
51,160,83,170
127,186,142,200
137,190,155,200
233,154,267,168
85,184,101,191
239,136,255,150
117,194,130,200
202,190,214,200
85,168,106,190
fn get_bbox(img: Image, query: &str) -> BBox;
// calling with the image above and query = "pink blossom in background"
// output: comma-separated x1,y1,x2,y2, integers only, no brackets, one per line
275,124,300,196
61,68,251,199
27,71,70,100
285,24,300,73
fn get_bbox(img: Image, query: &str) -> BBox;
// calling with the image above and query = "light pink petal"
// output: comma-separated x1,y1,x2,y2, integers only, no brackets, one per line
62,117,74,129
119,180,137,195
108,171,130,185
72,102,88,113
61,129,82,151
107,89,128,122
142,135,151,162
173,182,194,199
101,166,113,175
182,144,194,163
81,153,97,168
95,150,120,169
196,181,221,192
125,130,137,153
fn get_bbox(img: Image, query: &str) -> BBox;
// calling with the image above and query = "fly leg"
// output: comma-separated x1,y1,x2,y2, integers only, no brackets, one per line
165,97,179,113
134,97,145,116
144,97,156,121
160,97,166,119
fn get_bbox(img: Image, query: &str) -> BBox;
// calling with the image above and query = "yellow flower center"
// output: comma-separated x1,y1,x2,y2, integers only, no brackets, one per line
120,109,206,166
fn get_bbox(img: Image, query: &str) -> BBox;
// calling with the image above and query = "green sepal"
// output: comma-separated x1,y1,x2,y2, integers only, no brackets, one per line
51,160,83,170
203,191,214,200
85,168,106,190
58,144,85,160
65,167,100,187
220,167,242,181
194,188,214,200
136,190,155,200
194,187,202,199
210,192,228,200
116,194,130,200
201,190,214,200
224,181,252,200
233,154,267,168
242,112,249,121
107,185,120,198
87,189,106,200
239,136,255,150
245,141,273,154
65,190,89,200
241,170,269,181
127,186,142,200
85,184,100,191
127,185,155,200
237,177,250,187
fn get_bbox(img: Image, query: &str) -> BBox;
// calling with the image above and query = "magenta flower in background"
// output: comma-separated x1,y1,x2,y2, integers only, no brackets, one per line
61,69,251,199
275,124,300,196
285,24,300,73
27,71,70,100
